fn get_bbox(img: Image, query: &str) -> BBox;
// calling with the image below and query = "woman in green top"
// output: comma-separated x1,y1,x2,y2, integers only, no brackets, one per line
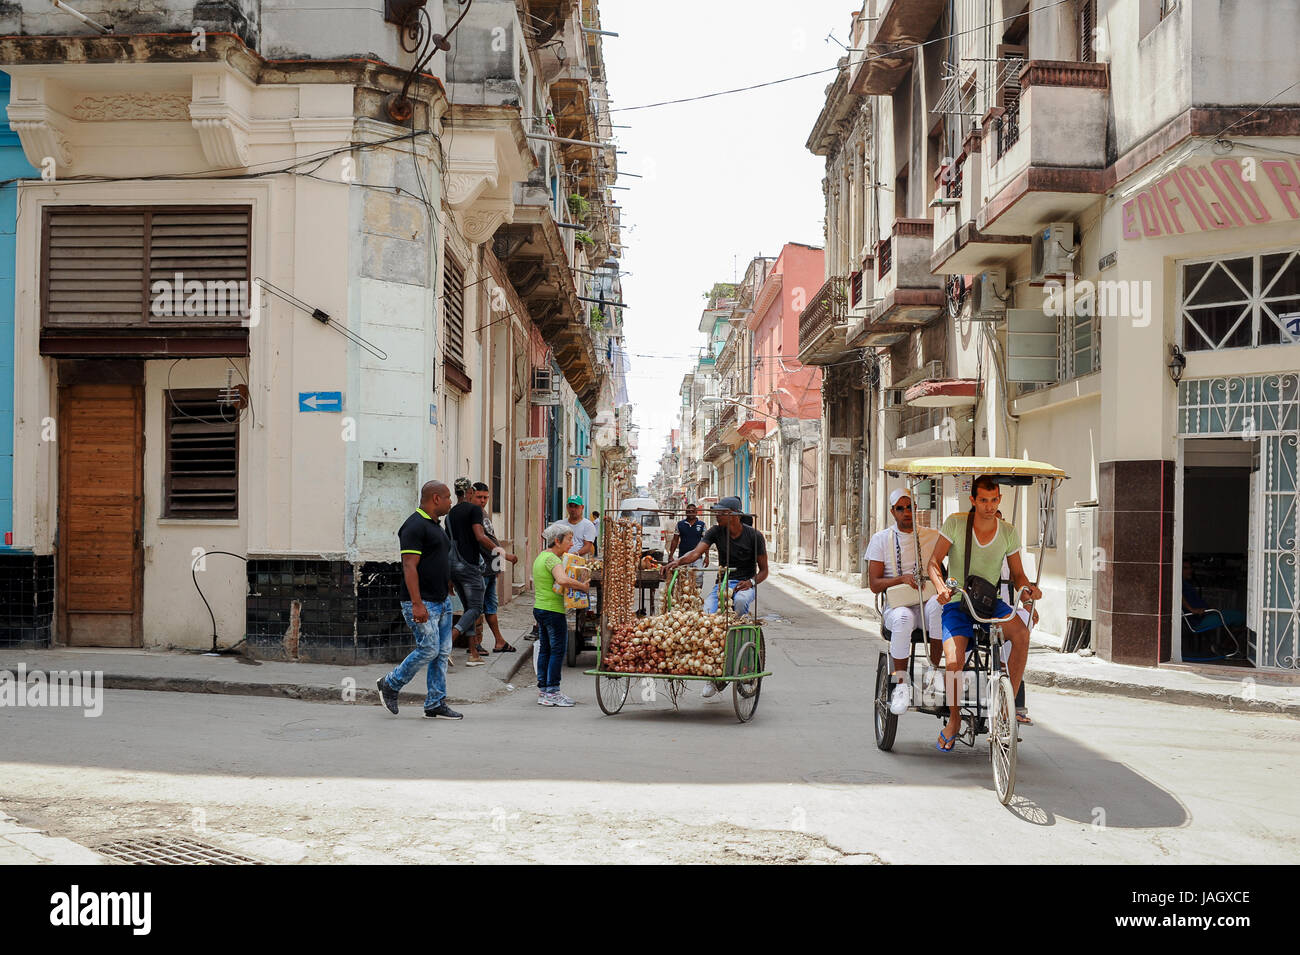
533,521,590,707
926,476,1041,751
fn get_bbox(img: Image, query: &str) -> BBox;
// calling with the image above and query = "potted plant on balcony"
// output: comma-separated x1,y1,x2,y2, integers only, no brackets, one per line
567,193,591,220
575,230,595,250
590,307,605,330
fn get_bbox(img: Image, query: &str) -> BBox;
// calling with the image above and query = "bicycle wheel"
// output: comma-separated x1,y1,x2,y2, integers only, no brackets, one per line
989,674,1018,804
732,641,762,722
874,652,898,751
595,674,629,715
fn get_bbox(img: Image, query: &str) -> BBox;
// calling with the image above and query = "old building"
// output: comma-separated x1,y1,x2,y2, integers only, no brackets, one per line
0,0,628,658
812,0,1300,671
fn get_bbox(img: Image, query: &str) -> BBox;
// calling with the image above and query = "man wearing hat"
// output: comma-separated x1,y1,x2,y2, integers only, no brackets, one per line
664,496,767,618
867,488,944,716
564,495,598,556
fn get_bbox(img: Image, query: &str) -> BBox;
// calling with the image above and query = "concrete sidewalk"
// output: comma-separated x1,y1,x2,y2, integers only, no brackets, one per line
774,562,1300,718
0,811,105,864
0,596,542,710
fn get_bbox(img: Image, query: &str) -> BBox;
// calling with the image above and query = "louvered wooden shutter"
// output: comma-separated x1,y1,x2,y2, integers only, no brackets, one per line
148,209,251,322
43,206,251,326
164,389,239,517
45,211,146,325
443,254,466,369
998,44,1027,108
1080,0,1096,62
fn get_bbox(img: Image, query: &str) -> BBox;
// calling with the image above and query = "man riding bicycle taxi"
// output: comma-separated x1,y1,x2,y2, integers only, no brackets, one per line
926,475,1041,752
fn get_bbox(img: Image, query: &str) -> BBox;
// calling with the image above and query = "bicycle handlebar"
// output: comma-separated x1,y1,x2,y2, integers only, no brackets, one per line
944,579,1034,625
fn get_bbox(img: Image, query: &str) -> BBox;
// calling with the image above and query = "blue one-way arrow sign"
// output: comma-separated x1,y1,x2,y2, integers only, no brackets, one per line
299,391,343,412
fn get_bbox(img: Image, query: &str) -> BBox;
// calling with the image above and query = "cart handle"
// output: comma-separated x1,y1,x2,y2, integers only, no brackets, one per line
946,581,1033,626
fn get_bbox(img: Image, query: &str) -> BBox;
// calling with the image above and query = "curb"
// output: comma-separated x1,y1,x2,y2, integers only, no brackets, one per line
1023,666,1300,717
87,673,514,708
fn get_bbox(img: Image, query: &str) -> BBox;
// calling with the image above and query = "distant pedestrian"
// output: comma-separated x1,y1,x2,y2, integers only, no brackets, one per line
446,477,496,666
375,481,462,720
532,521,590,707
563,495,598,556
590,511,601,557
473,481,518,654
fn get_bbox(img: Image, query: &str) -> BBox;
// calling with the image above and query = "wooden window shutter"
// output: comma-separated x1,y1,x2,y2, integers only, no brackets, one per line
442,254,466,371
997,44,1027,108
164,389,239,518
42,206,251,326
1080,0,1097,62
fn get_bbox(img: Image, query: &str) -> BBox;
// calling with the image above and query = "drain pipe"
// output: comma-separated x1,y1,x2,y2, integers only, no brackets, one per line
48,0,113,34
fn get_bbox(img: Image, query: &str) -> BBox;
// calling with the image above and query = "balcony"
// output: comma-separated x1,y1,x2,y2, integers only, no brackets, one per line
797,276,851,366
849,0,947,95
976,61,1110,237
847,219,943,348
930,130,1033,274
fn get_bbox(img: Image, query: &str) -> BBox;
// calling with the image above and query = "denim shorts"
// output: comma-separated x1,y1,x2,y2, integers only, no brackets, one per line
941,598,1016,642
482,572,499,616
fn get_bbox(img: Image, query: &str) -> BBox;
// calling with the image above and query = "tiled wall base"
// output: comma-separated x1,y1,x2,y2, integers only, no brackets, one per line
0,553,54,647
246,559,415,665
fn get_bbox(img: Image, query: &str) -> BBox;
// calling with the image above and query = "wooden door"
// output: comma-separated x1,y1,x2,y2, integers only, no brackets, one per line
800,446,819,564
58,371,144,647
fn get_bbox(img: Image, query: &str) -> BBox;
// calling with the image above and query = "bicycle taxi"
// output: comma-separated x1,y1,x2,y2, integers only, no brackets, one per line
873,456,1066,804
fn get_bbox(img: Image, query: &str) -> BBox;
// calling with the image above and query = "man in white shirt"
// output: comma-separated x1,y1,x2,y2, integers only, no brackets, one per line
564,495,598,556
866,488,945,716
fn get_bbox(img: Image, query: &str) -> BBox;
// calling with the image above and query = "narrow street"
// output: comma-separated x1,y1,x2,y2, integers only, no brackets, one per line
3,575,1295,865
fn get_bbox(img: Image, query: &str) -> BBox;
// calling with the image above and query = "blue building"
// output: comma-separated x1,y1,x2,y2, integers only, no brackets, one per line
0,71,48,646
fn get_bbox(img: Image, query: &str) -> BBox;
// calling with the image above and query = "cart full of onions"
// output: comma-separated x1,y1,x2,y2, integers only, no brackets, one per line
601,518,642,631
602,609,729,677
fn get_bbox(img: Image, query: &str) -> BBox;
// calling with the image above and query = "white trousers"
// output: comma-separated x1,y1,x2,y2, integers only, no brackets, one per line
883,596,944,663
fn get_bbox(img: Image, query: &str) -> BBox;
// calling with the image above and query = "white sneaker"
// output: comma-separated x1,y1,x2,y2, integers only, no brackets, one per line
550,692,576,707
889,680,911,715
537,692,556,706
700,681,722,701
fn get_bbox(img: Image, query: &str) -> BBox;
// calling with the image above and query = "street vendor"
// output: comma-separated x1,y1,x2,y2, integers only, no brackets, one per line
664,496,767,618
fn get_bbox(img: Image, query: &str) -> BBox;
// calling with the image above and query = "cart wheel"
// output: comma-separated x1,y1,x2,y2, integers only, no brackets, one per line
873,652,898,751
989,674,1018,804
596,674,630,715
732,641,762,723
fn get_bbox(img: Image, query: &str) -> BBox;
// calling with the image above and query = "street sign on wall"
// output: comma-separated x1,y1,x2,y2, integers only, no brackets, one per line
516,436,548,460
299,391,343,412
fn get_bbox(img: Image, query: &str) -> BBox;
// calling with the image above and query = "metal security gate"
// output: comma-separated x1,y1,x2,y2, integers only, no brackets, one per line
1178,374,1299,669
799,446,818,564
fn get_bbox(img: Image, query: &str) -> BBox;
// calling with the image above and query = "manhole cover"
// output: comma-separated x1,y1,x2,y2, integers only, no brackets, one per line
265,720,359,743
96,837,263,865
802,769,897,788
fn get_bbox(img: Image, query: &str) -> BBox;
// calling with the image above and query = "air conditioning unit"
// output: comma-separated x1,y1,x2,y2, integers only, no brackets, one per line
884,388,905,408
921,359,945,381
1031,222,1078,282
971,268,1008,320
529,366,559,405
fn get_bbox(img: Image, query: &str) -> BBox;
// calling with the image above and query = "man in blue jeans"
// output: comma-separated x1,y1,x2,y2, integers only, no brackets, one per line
376,480,463,720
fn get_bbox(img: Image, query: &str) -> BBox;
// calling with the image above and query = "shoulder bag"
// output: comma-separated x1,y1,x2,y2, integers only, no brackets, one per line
961,510,1001,619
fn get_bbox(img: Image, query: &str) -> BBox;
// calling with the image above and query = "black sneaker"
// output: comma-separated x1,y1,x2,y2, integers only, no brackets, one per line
423,703,463,720
376,676,400,714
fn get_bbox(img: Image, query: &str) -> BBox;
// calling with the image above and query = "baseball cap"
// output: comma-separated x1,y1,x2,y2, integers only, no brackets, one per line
715,495,743,513
566,495,584,506
889,488,911,508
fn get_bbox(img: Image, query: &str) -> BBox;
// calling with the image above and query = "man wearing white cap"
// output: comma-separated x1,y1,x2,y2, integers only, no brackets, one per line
866,488,944,716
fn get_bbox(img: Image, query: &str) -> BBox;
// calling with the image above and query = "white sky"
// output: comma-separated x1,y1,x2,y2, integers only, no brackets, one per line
599,0,854,488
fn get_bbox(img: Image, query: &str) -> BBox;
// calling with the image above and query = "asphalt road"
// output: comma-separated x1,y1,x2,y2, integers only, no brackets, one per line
3,576,1297,864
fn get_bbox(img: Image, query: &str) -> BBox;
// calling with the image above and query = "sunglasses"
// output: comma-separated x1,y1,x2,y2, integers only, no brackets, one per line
893,504,913,512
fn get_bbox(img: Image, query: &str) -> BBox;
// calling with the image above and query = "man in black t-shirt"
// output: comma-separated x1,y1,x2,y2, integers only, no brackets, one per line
376,480,463,720
445,477,497,665
664,496,767,616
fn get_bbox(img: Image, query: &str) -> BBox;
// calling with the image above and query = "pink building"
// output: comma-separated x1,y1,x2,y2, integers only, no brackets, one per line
745,243,824,562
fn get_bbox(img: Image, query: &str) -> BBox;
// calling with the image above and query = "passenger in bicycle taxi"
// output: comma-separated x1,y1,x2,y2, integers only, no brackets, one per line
867,488,945,717
926,476,1042,752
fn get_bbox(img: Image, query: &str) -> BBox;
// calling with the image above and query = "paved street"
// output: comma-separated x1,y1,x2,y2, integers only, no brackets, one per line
2,576,1296,865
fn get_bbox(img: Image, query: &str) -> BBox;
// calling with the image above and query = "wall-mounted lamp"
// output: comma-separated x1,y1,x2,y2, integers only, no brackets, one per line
1167,343,1186,384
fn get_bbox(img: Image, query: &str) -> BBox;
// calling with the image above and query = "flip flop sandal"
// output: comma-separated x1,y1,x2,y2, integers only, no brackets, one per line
935,729,957,752
475,644,489,655
493,643,517,653
1016,711,1033,725
465,658,487,667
